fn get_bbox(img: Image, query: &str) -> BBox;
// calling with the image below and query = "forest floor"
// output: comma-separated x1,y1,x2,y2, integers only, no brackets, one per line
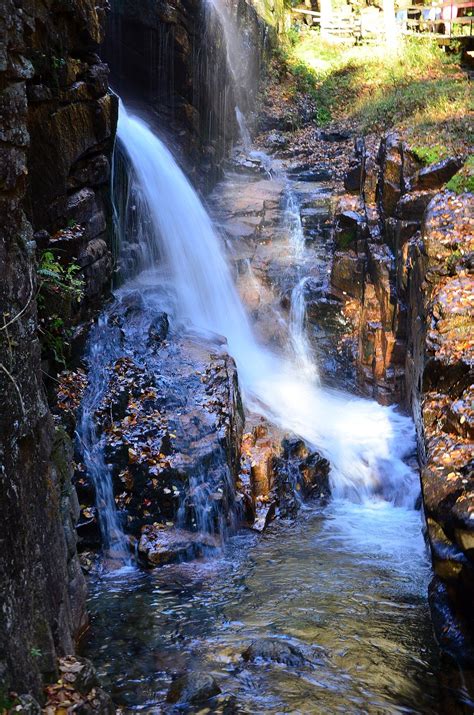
258,32,473,171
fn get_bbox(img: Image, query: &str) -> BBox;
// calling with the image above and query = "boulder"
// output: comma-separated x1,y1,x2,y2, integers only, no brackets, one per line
334,209,366,249
242,638,307,667
272,438,330,516
414,157,464,191
148,312,169,344
394,190,437,222
344,161,363,193
166,672,221,704
138,525,219,566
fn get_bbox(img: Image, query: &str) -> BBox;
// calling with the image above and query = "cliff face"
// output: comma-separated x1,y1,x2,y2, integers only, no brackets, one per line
332,139,473,660
0,0,115,700
105,0,275,186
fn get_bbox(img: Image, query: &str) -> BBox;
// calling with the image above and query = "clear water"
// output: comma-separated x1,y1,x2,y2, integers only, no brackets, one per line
85,502,446,713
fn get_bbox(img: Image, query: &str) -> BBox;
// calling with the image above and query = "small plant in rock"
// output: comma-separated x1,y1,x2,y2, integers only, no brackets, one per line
38,250,84,299
37,250,84,368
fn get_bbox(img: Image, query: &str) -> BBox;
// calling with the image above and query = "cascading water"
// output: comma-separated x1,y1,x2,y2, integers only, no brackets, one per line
289,277,318,382
284,185,305,259
206,0,255,148
78,318,131,564
116,103,418,507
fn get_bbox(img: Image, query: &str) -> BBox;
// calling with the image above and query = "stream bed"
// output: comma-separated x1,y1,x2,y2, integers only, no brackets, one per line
85,500,445,713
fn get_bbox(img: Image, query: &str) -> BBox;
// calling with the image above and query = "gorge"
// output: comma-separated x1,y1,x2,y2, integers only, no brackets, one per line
0,0,473,712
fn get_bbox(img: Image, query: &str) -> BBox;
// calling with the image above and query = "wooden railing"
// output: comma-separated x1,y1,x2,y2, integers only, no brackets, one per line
292,7,362,38
291,3,474,40
402,4,474,38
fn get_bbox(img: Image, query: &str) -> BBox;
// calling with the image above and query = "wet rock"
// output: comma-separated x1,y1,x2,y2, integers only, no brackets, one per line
414,157,464,191
68,154,110,190
138,525,219,566
166,672,221,704
252,499,276,532
394,190,437,221
344,161,363,193
273,438,330,517
148,312,169,344
334,209,366,249
331,252,365,300
378,134,404,215
429,578,474,666
320,129,350,142
288,166,332,182
242,638,307,667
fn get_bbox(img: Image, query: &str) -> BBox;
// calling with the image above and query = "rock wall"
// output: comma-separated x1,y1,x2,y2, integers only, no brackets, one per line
332,138,473,661
0,0,115,702
25,2,117,308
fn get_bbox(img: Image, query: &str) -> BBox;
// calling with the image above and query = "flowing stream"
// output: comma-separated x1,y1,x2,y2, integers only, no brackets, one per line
79,104,454,711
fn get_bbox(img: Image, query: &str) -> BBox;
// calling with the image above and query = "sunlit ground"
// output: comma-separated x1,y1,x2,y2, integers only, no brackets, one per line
278,31,473,159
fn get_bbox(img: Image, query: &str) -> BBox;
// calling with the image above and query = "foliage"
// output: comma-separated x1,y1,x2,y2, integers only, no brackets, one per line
276,32,473,155
445,156,474,194
37,250,84,368
38,250,84,299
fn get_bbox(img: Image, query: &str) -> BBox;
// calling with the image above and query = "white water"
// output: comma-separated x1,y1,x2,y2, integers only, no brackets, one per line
235,106,252,151
117,104,419,507
284,186,306,259
289,277,319,382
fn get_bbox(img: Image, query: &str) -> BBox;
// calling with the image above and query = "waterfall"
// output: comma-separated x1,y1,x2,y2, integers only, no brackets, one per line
235,107,252,152
206,0,254,148
116,103,419,507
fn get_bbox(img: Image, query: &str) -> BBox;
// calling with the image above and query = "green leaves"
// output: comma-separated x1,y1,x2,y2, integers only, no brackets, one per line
37,250,85,368
38,250,84,301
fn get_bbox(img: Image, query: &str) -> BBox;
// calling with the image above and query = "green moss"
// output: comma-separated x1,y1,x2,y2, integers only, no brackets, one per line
445,249,462,274
0,689,16,710
445,156,474,194
411,144,446,165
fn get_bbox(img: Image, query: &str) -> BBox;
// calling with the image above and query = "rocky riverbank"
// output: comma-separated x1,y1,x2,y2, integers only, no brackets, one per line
333,137,473,662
